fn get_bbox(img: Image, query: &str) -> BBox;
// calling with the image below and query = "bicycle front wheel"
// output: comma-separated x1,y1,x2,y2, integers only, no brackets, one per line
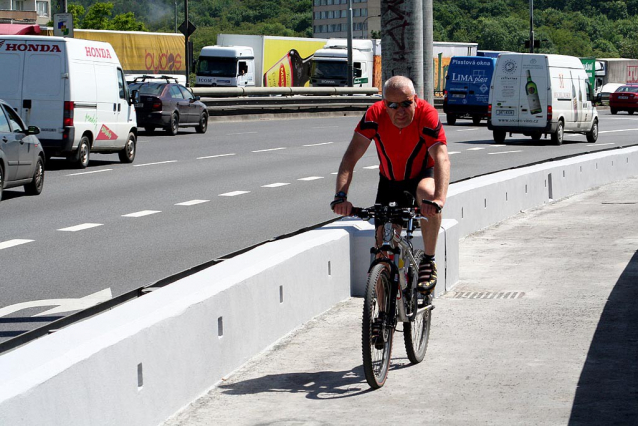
362,264,394,389
404,292,432,364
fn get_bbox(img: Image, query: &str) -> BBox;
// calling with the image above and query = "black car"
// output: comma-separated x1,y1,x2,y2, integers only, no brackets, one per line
0,99,45,201
129,76,208,135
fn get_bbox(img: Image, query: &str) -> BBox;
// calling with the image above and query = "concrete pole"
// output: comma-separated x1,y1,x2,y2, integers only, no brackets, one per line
347,0,353,87
184,0,189,86
529,0,535,53
423,0,434,103
381,0,424,97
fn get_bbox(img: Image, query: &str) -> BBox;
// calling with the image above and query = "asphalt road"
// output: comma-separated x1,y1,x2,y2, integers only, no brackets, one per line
1,110,637,342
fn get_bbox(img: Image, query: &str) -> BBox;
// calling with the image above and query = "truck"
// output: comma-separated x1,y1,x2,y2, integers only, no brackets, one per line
44,28,186,84
196,34,328,87
593,58,638,104
310,39,377,88
432,42,478,96
443,56,497,125
195,46,255,87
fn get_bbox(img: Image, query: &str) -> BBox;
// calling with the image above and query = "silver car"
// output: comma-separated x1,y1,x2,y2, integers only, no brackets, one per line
0,99,45,201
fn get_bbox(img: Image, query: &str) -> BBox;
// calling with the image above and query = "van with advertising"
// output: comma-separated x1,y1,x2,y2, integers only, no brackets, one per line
0,35,138,168
443,56,496,125
488,53,598,145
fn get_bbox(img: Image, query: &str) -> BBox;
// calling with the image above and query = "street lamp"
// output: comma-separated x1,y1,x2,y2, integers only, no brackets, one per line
360,14,381,39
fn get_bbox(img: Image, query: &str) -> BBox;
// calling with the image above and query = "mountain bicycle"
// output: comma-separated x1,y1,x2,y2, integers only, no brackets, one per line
351,201,438,389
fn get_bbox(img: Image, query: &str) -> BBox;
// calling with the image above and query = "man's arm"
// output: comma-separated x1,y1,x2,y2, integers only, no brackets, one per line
332,132,371,215
423,143,450,215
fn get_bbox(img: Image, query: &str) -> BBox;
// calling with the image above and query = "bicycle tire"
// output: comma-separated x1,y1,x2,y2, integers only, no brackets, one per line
362,264,394,389
404,250,432,364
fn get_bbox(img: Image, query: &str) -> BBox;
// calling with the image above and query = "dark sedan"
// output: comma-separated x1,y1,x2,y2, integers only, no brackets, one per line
609,84,638,115
129,76,209,135
0,99,45,201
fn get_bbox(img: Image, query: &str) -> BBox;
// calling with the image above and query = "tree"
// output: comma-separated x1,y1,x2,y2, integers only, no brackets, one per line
82,2,113,30
67,4,85,28
110,12,148,31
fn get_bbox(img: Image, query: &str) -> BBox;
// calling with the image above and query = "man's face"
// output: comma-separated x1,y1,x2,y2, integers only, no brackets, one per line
384,87,416,129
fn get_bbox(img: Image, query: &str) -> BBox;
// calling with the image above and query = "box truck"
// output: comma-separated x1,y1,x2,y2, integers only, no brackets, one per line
196,34,328,87
443,56,497,125
488,53,598,145
310,39,376,88
0,35,139,167
195,46,255,87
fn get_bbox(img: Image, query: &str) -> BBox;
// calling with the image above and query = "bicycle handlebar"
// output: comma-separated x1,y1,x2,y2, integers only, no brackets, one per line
350,205,424,222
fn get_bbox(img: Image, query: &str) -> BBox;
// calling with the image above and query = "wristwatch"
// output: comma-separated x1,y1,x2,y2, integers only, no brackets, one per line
334,191,347,199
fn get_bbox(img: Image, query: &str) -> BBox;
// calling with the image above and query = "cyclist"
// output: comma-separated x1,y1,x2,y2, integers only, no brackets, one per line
331,75,450,294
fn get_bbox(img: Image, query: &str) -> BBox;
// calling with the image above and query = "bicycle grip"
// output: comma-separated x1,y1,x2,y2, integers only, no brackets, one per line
421,199,442,214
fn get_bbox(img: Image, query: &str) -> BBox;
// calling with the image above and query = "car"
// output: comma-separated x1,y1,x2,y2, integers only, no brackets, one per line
128,76,209,135
596,82,624,105
609,85,638,115
0,99,45,201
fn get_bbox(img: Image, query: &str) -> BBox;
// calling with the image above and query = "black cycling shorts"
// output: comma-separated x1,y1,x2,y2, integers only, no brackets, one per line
374,169,434,208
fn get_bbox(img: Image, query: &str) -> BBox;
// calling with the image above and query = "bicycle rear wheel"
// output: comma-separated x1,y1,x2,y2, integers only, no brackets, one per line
404,251,432,363
362,264,394,389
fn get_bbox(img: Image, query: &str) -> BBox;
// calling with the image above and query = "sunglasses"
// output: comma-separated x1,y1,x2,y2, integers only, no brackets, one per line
385,98,414,109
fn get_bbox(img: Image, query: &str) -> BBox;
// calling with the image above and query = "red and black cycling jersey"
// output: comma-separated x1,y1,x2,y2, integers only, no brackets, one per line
354,98,447,181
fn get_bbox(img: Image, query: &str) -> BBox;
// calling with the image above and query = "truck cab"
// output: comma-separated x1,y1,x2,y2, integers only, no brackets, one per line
310,39,373,87
195,46,255,87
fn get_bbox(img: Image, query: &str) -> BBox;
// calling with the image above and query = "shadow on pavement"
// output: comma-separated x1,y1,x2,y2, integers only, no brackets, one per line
569,250,638,425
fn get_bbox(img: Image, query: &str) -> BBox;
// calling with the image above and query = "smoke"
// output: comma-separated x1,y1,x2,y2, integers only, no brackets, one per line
144,0,178,28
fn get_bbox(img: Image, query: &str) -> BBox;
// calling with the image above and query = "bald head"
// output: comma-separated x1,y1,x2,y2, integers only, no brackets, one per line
383,76,416,98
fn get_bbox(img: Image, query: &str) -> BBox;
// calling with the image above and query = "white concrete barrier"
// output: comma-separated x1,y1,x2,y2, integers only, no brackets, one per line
0,146,636,426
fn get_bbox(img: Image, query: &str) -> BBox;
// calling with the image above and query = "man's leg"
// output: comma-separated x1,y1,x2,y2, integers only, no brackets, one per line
416,177,440,292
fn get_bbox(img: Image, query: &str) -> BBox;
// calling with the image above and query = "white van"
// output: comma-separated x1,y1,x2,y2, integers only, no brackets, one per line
488,53,598,145
0,35,138,167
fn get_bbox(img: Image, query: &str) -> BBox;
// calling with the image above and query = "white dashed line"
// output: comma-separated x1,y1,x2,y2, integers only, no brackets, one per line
66,169,113,176
488,150,523,155
175,200,210,206
586,142,615,146
134,160,177,167
456,128,479,132
122,210,162,218
197,153,235,160
490,145,507,147
467,147,485,151
219,191,250,197
252,147,286,153
298,176,324,181
303,142,334,147
0,239,34,250
262,183,290,188
58,223,103,232
599,129,638,133
448,151,461,155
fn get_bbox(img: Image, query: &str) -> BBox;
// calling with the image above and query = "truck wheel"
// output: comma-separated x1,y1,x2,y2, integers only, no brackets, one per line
70,136,90,169
493,130,506,144
167,113,179,136
446,114,456,125
195,111,208,134
551,120,564,145
119,132,136,163
586,119,598,143
472,116,482,125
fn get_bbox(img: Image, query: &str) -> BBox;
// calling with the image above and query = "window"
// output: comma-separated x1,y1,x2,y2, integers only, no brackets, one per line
0,107,11,133
169,85,183,99
178,85,194,100
4,105,25,133
117,68,127,100
36,1,49,16
13,0,25,11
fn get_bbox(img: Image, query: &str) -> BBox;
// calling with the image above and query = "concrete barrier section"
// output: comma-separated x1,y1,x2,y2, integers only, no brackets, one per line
0,146,636,425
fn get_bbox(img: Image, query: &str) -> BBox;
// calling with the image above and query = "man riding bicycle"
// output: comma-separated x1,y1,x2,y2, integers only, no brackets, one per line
331,75,450,294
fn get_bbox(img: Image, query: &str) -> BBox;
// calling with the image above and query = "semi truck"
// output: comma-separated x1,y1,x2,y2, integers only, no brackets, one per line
310,39,378,88
196,34,328,87
44,28,186,84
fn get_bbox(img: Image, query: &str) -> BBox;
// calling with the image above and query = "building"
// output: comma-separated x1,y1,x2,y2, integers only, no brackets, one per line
0,0,51,26
313,0,381,39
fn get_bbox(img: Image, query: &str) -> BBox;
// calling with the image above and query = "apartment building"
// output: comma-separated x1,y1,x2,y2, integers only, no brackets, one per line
0,0,51,25
313,0,381,39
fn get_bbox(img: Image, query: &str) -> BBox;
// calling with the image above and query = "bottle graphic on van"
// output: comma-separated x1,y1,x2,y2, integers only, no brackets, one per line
525,70,542,114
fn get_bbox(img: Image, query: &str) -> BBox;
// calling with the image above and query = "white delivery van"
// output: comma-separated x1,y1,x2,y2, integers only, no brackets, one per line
488,53,598,145
0,35,138,167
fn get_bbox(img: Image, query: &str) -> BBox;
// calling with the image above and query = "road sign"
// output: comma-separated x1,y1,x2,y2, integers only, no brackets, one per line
178,20,196,38
53,13,74,37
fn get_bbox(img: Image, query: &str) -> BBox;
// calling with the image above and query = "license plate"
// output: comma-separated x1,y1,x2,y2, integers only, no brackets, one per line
452,93,466,98
618,96,629,99
135,103,143,108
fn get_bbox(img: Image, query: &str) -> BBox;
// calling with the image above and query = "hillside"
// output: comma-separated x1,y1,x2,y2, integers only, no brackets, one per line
68,0,638,58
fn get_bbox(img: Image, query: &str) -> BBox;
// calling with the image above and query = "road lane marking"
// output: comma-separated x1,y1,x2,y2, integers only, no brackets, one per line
456,128,479,132
488,150,523,155
175,200,210,206
262,183,290,188
448,151,461,155
58,223,103,232
0,239,34,250
586,142,615,147
134,160,177,167
197,153,235,160
219,191,250,196
252,147,286,153
298,176,324,181
122,210,161,218
0,288,112,318
303,142,334,147
599,129,638,133
490,145,507,147
363,165,378,169
467,147,485,151
66,169,113,176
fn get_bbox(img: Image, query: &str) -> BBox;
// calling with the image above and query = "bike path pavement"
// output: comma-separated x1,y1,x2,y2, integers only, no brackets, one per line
164,177,638,426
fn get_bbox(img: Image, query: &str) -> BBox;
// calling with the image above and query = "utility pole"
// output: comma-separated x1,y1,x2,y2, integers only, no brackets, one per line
529,0,535,53
381,0,424,97
347,0,353,87
184,0,189,86
423,0,434,103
